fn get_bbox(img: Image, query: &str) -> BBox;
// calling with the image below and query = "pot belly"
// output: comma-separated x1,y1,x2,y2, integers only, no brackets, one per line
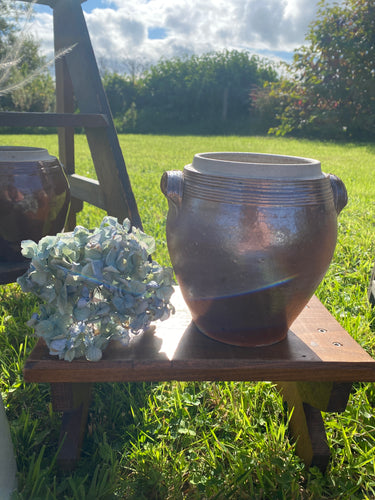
0,165,70,262
167,200,337,346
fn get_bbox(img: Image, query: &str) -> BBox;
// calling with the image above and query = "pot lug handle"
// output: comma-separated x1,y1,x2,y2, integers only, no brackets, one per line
160,171,183,209
327,173,348,215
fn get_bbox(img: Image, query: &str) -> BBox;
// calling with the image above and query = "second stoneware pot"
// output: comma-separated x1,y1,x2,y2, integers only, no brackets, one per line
161,152,347,347
0,146,70,264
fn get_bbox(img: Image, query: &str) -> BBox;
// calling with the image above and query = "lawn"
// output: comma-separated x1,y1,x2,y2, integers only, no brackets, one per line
1,134,375,498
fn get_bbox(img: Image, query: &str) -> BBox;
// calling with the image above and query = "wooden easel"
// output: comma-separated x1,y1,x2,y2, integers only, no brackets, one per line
0,0,142,283
1,0,142,231
2,0,374,475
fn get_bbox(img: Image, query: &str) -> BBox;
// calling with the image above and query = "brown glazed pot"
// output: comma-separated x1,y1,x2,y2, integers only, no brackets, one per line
161,152,347,347
0,147,70,263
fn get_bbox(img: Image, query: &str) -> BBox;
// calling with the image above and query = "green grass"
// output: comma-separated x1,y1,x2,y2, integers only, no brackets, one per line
1,134,375,498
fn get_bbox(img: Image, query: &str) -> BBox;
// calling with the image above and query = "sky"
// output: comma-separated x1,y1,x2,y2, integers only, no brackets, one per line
29,0,332,73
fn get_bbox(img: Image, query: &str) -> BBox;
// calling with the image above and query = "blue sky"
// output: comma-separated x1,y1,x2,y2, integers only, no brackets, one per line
30,0,336,72
34,1,104,14
82,0,103,12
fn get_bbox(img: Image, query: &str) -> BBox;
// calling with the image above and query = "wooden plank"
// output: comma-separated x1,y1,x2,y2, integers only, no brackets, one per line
52,0,142,228
0,111,108,128
55,58,75,174
289,381,351,412
16,0,56,5
68,174,106,210
50,383,92,471
54,55,83,230
279,381,331,470
277,379,352,470
23,288,375,383
18,0,86,6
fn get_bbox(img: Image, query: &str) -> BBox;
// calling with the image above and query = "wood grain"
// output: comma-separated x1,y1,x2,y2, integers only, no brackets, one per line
55,55,82,230
68,174,106,210
23,287,375,383
0,111,108,128
50,383,92,471
277,382,331,470
17,0,86,6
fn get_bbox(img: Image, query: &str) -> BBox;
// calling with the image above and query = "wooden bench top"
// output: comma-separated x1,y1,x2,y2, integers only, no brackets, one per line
23,287,375,384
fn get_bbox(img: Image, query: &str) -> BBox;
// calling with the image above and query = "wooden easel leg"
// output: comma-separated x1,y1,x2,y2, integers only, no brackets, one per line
50,382,92,471
55,56,83,231
277,382,352,472
53,0,142,228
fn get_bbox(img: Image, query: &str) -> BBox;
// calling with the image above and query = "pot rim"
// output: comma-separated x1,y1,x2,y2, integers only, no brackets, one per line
190,152,323,179
0,146,56,163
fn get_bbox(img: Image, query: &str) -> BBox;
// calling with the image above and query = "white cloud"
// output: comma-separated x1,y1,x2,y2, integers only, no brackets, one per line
87,8,146,53
29,12,54,59
28,0,339,72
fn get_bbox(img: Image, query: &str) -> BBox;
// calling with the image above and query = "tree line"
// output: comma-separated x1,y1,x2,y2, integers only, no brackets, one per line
103,51,278,134
1,0,374,139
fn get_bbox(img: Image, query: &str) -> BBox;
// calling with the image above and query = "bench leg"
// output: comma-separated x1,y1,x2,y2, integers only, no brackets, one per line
277,381,352,471
50,382,93,471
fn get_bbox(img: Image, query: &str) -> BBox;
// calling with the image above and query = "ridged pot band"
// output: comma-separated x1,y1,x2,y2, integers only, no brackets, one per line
184,170,330,207
162,170,348,214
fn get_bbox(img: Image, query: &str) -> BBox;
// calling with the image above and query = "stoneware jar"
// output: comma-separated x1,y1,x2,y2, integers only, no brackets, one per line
161,152,347,347
0,146,70,263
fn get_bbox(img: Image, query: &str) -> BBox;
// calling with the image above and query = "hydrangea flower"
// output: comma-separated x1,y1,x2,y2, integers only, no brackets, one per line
18,216,174,361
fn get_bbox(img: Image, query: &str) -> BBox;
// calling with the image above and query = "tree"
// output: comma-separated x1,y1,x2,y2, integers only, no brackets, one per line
0,0,23,106
102,50,278,134
103,72,141,132
103,73,137,116
137,50,278,133
0,0,23,55
260,0,375,139
0,1,55,113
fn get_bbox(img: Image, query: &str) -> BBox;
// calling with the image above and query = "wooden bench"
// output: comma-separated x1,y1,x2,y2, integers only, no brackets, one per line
23,287,375,472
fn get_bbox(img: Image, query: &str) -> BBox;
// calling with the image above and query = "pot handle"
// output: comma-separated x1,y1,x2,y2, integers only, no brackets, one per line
160,171,184,209
327,173,348,215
